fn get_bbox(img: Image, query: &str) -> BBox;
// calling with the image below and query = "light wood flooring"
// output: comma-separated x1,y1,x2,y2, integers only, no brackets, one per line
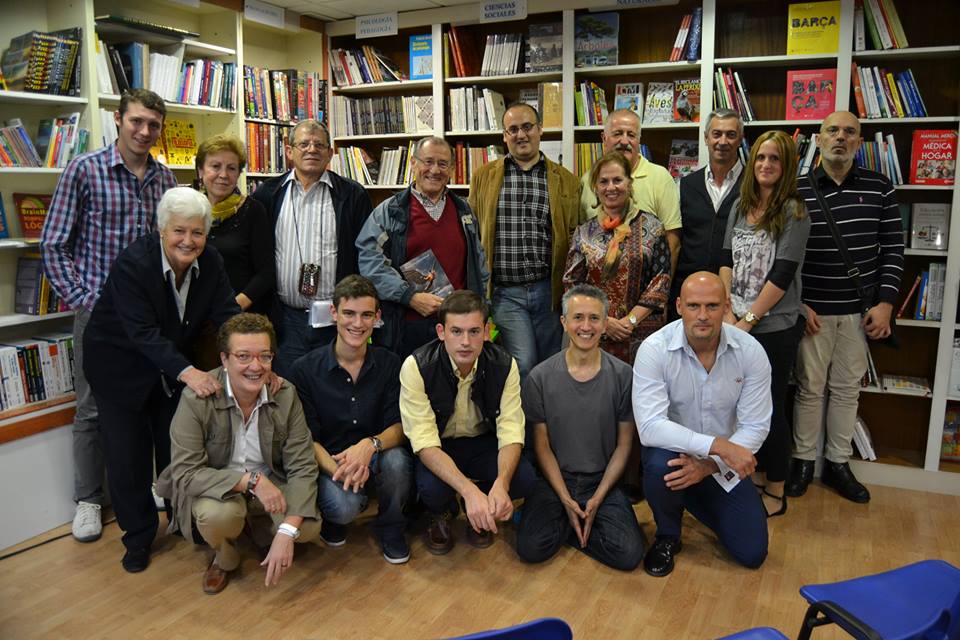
2,481,959,639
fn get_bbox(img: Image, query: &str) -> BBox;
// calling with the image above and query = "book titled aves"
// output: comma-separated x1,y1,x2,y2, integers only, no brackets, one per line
400,249,454,298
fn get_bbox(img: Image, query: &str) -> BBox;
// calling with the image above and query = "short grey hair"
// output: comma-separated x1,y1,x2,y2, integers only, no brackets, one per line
290,119,330,146
604,108,641,133
703,109,743,136
157,187,213,233
413,136,453,161
561,284,609,317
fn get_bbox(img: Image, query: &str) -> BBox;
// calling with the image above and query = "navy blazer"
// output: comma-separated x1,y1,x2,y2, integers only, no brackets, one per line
83,232,241,411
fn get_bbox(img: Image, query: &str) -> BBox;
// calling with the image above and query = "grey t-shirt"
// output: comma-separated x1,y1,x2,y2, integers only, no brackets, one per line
522,350,633,474
723,197,811,333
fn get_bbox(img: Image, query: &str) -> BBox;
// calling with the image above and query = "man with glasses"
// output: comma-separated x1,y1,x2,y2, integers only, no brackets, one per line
289,275,414,564
251,119,372,376
787,110,903,504
357,136,488,356
580,109,682,276
158,313,320,594
670,108,745,320
468,103,580,379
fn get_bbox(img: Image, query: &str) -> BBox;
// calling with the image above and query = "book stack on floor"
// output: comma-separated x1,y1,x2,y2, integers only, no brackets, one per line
243,67,327,123
855,131,903,184
448,87,506,132
0,334,75,411
480,33,524,77
331,95,434,137
0,117,89,168
245,123,288,175
851,63,926,119
452,142,504,185
329,46,404,87
668,7,703,62
713,68,755,122
853,0,908,51
0,28,82,96
575,81,609,126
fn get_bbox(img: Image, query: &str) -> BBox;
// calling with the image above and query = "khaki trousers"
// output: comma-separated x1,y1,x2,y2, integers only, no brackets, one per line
792,313,868,464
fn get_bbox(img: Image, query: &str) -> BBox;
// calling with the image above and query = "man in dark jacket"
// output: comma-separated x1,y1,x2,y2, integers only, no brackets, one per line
250,119,372,376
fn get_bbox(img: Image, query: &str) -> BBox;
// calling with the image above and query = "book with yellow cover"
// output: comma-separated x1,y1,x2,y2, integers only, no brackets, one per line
539,82,562,129
162,118,197,167
786,2,841,55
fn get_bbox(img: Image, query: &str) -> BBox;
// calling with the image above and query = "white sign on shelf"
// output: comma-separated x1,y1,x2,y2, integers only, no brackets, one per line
480,0,527,24
245,0,285,29
591,0,679,9
357,12,398,39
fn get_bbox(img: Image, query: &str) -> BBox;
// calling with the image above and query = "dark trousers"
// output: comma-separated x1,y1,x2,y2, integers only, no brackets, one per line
517,472,645,571
753,317,805,482
642,447,768,568
95,383,180,552
275,303,337,378
416,432,536,515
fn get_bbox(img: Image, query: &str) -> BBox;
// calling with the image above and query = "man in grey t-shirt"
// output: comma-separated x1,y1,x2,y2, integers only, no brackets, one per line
516,284,646,570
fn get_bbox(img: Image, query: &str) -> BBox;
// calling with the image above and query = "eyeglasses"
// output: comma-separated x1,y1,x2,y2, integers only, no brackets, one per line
416,157,451,170
292,140,330,151
504,122,538,137
229,351,275,364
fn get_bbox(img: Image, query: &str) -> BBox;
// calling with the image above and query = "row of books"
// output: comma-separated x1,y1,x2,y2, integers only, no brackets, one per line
851,63,927,120
245,122,289,175
855,132,904,184
331,95,435,137
0,118,89,169
330,144,413,187
574,141,652,178
898,262,948,321
0,29,82,96
448,87,506,133
0,334,76,411
243,66,327,124
668,8,703,62
479,33,525,77
795,132,822,176
329,47,404,87
14,254,68,316
943,403,960,462
451,142,505,186
853,0,909,51
713,68,756,122
0,192,49,240
575,81,610,127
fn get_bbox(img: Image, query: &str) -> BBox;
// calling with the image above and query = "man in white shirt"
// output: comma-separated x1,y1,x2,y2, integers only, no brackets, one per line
632,272,771,577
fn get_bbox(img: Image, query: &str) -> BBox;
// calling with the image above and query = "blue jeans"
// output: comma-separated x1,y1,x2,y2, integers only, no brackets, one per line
642,447,768,569
492,279,561,379
517,473,646,571
275,303,337,378
416,432,536,515
317,447,414,539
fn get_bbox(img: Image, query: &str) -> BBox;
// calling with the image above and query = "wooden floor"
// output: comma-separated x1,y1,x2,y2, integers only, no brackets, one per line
2,481,959,640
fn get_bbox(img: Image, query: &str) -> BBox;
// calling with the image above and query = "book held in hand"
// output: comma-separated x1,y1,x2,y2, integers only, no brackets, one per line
400,249,454,299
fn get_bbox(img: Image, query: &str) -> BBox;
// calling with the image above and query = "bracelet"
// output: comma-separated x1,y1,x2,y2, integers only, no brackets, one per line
277,522,300,540
369,436,383,455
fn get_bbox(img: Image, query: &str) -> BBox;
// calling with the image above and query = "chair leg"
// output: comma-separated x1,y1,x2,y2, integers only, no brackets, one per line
796,602,883,640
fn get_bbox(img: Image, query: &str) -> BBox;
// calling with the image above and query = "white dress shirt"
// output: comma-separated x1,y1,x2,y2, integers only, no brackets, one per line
224,375,270,475
705,161,743,211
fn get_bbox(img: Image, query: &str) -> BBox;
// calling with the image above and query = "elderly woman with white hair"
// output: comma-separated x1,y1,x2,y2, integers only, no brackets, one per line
83,186,241,573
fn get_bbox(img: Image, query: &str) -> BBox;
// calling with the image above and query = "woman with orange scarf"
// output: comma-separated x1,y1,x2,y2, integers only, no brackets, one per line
563,151,671,363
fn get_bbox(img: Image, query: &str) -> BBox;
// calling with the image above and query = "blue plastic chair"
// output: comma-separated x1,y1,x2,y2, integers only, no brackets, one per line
447,617,573,640
797,559,960,640
717,628,789,639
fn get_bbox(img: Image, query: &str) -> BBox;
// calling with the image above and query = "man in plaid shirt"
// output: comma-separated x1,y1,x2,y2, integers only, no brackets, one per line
468,103,581,379
41,89,176,543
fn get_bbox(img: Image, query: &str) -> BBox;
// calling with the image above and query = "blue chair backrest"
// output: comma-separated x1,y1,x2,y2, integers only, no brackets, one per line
447,618,573,640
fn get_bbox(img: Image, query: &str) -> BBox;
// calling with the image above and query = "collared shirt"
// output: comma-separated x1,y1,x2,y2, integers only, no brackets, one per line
399,353,525,454
798,165,903,315
160,247,199,321
40,143,177,311
224,374,270,475
705,161,743,211
275,170,337,308
411,185,448,222
632,319,771,483
493,154,552,286
288,341,402,455
580,155,682,231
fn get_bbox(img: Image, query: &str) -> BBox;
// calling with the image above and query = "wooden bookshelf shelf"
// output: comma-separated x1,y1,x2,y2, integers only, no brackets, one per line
743,119,822,128
446,128,562,136
0,395,76,445
0,311,74,329
446,72,563,85
0,167,64,175
246,172,283,178
0,90,87,106
331,80,432,95
244,118,295,126
897,185,955,191
333,133,423,142
896,319,942,328
714,53,838,67
853,45,960,61
861,116,960,124
861,384,933,398
904,248,949,257
574,61,700,78
97,94,235,115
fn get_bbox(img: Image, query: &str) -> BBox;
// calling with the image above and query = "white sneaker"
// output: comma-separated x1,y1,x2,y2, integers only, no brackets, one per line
152,484,165,511
72,501,102,542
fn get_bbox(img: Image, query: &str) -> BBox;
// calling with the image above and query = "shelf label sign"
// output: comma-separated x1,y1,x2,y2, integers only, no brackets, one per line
245,0,285,29
607,0,679,7
357,12,398,39
480,0,527,23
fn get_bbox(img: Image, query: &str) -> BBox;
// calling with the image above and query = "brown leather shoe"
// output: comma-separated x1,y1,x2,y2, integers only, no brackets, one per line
465,524,494,549
424,512,454,555
202,560,230,595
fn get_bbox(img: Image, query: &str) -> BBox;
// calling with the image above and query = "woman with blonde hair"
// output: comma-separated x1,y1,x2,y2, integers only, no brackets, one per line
719,130,810,518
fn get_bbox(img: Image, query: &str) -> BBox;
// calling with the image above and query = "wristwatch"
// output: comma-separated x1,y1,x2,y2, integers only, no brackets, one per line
743,311,761,326
246,470,261,495
277,523,301,540
627,314,638,327
369,436,383,455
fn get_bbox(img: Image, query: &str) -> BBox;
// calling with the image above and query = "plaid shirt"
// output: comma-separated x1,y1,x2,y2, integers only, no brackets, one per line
41,144,177,311
493,154,552,286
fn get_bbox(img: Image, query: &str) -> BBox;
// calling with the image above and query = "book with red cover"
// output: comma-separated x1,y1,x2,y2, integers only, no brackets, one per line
785,69,837,120
672,78,700,123
13,193,51,239
909,130,957,186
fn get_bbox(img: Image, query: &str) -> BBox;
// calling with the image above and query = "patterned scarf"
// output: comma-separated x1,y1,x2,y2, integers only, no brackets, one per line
210,193,244,224
599,205,635,279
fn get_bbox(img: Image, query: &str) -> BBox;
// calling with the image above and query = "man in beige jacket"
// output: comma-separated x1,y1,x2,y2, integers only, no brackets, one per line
158,313,320,594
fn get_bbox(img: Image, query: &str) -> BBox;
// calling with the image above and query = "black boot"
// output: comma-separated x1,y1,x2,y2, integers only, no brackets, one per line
784,458,814,497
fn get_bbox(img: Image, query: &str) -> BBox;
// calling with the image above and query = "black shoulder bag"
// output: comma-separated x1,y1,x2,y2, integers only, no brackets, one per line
806,173,899,348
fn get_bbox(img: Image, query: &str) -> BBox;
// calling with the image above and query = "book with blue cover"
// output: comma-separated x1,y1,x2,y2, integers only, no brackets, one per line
409,34,433,81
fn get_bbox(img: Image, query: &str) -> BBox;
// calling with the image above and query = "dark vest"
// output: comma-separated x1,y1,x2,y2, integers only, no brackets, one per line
412,340,513,433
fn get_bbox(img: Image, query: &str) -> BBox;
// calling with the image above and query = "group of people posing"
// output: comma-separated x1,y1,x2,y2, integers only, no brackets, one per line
39,87,902,593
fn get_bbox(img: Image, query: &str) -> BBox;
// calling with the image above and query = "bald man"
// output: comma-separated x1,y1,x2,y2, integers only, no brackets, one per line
632,272,771,577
